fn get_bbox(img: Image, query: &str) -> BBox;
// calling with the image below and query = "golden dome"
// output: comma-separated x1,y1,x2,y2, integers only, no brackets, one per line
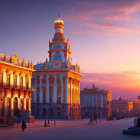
54,9,64,26
54,17,64,25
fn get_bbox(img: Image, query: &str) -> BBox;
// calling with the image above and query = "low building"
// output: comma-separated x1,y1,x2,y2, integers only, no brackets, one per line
80,85,112,118
111,98,133,117
133,96,140,116
0,53,34,123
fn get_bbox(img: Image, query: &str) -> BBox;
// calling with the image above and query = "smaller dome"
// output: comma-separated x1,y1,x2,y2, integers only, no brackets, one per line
54,17,64,25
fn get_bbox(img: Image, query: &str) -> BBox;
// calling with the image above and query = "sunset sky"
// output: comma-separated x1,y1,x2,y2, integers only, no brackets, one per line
1,0,140,100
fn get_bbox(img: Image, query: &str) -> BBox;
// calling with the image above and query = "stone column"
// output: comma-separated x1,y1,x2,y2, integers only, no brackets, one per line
28,75,31,89
18,98,20,110
46,75,49,103
70,78,72,104
23,74,26,88
29,98,31,115
53,75,57,103
24,98,26,110
60,75,63,104
10,71,14,87
65,76,68,104
14,72,19,87
3,69,6,85
34,77,37,103
40,76,43,103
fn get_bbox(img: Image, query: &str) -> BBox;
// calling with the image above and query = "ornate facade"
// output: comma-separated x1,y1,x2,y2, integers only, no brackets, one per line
31,12,82,119
80,85,112,119
0,54,34,123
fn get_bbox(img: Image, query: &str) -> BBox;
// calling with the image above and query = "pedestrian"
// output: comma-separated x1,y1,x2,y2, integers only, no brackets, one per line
89,114,93,125
17,119,20,128
93,113,97,125
54,119,56,126
44,120,47,127
48,119,50,124
21,120,26,132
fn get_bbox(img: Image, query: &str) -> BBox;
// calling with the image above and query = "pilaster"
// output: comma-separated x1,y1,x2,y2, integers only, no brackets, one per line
60,75,63,103
40,76,43,103
46,75,49,103
53,75,57,103
65,76,68,104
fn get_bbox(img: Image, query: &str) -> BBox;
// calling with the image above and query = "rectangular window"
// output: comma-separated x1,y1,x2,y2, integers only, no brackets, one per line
26,78,29,89
20,77,23,87
7,74,10,86
14,76,17,87
0,73,3,84
43,87,46,103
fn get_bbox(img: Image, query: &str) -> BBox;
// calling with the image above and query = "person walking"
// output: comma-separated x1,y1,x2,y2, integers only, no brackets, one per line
93,113,97,126
21,120,26,132
89,114,93,125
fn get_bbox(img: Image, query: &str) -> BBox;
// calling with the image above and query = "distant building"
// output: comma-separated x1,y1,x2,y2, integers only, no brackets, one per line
133,96,140,116
111,97,133,117
0,54,34,123
31,12,82,120
80,85,112,118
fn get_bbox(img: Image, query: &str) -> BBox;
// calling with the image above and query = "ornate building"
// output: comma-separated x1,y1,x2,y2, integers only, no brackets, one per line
31,12,82,119
0,54,34,123
80,85,112,119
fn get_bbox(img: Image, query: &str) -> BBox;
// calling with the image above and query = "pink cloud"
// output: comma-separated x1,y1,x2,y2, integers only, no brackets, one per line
82,21,140,36
62,0,140,36
69,29,93,34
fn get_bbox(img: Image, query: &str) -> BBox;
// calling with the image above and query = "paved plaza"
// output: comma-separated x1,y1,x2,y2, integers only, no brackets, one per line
0,118,140,140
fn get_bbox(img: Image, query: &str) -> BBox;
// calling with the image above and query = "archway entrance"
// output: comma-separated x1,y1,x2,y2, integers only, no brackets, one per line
13,97,18,115
7,98,11,117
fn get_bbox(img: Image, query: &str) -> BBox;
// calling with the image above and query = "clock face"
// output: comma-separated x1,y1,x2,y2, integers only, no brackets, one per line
53,60,61,69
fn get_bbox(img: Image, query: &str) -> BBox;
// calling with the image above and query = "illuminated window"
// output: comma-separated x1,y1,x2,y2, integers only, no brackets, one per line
14,75,17,87
20,100,24,110
20,76,23,87
26,78,29,88
0,73,3,84
6,74,10,86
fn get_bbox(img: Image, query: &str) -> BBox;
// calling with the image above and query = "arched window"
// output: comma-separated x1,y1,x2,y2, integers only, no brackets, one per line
26,78,29,89
26,99,29,111
57,108,61,116
49,86,53,104
57,86,61,104
7,98,11,117
14,97,18,114
42,108,47,116
20,99,24,110
54,54,62,61
50,108,53,116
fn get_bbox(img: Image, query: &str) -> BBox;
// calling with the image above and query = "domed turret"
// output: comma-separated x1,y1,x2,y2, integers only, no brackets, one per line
54,10,64,33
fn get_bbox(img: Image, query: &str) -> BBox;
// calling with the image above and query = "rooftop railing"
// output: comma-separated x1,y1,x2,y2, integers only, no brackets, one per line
0,53,33,69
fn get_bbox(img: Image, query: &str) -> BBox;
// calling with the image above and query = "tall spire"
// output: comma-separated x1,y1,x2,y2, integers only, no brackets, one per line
59,9,60,18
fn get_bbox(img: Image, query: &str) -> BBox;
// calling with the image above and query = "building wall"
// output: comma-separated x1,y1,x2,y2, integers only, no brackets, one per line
0,54,34,120
80,88,112,119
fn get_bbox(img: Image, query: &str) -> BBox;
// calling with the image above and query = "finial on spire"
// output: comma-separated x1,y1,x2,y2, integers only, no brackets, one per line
59,8,60,18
